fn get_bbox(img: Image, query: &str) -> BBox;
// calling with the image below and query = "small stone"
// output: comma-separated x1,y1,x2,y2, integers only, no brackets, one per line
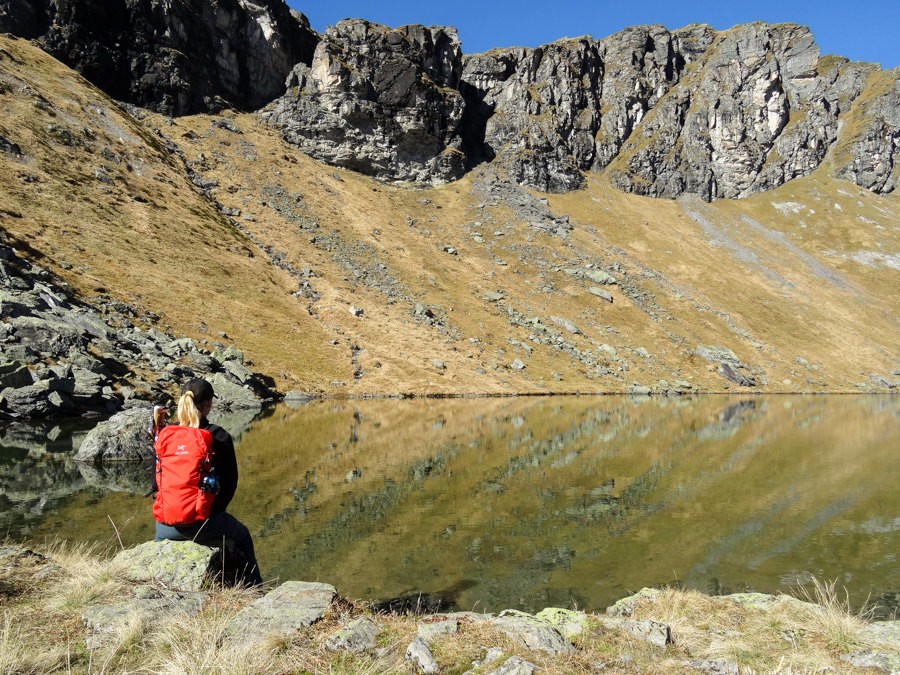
325,616,381,653
406,637,439,674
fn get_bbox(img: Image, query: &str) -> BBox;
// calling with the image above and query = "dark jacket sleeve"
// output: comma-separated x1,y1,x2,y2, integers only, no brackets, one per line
205,422,238,515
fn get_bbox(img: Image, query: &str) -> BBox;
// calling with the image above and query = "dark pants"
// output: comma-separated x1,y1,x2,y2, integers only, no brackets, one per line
155,512,263,586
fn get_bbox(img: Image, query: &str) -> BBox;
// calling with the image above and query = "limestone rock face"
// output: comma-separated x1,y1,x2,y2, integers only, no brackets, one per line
268,19,899,199
4,4,898,199
0,0,319,115
463,22,897,199
264,19,467,184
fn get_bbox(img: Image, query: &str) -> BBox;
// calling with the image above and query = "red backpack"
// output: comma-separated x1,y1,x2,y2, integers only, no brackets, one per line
152,425,216,526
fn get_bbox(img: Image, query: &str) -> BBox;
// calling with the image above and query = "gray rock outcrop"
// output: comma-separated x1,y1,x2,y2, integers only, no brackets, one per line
0,242,275,419
73,407,153,463
227,580,337,645
266,19,899,199
264,19,467,184
0,0,319,115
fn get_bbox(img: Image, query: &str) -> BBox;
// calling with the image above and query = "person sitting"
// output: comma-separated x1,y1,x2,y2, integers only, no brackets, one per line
152,378,263,586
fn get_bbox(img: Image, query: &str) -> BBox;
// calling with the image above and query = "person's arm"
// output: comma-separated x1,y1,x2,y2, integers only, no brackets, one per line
210,425,238,514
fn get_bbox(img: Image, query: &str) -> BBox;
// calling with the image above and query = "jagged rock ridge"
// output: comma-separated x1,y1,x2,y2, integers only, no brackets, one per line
269,19,898,199
3,1,897,198
263,20,467,184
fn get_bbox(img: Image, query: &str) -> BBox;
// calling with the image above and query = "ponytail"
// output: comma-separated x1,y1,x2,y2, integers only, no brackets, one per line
176,390,202,428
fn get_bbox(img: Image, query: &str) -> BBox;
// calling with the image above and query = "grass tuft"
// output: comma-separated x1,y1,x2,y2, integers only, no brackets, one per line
793,577,875,655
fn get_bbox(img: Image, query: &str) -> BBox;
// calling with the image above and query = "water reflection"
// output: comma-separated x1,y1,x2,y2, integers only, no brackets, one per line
2,395,897,617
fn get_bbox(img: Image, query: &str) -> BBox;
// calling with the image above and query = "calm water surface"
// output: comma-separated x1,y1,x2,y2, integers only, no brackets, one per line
2,395,897,616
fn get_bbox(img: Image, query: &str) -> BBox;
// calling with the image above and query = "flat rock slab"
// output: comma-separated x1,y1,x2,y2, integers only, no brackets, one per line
227,581,336,645
325,616,382,653
492,610,575,655
83,590,204,650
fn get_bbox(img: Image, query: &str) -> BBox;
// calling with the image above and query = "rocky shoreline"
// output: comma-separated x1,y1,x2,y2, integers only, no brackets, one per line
2,542,898,674
0,240,278,420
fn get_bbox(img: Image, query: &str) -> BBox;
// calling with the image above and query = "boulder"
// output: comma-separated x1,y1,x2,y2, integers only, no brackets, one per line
112,539,256,591
73,407,154,463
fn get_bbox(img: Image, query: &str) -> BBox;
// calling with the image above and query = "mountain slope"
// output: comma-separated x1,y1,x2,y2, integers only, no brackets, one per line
1,34,898,402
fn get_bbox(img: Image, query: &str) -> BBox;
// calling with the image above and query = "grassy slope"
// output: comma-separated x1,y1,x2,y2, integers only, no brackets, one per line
1,35,898,396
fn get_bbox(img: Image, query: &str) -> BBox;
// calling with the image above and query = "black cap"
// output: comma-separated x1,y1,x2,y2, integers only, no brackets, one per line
183,378,215,404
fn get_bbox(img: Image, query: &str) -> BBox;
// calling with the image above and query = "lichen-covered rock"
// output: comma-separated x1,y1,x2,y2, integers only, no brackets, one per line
325,615,382,653
486,655,539,675
112,539,254,591
605,587,662,617
491,610,575,654
226,580,336,645
535,607,590,639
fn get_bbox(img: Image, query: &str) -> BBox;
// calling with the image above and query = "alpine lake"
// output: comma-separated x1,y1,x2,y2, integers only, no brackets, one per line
2,394,898,618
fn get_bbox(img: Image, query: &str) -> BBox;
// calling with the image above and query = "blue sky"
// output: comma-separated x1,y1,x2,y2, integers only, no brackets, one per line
289,0,899,69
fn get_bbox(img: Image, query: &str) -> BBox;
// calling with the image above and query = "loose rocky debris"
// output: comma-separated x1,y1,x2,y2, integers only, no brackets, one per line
694,344,760,388
0,241,276,419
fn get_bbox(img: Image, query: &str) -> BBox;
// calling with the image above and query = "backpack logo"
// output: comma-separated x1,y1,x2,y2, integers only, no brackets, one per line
152,425,216,526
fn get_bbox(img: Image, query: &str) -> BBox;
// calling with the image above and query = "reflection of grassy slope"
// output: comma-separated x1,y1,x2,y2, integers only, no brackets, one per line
223,396,898,612
2,36,898,396
20,396,899,612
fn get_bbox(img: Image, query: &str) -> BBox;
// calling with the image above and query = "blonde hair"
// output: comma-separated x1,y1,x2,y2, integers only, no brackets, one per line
176,390,202,428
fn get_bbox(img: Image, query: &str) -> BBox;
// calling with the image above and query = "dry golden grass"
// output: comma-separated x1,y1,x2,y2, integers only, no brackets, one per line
0,538,893,675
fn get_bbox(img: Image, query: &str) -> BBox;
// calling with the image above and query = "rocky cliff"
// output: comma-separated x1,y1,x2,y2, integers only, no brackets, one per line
0,0,319,115
268,18,898,199
3,2,897,199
